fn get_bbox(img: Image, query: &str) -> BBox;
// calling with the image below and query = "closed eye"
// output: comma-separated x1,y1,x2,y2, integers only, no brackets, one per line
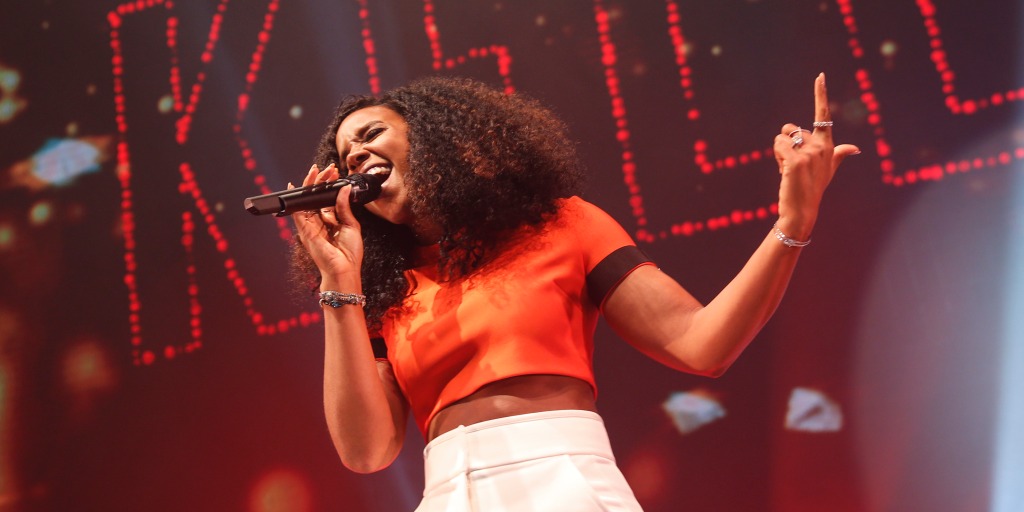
364,126,384,141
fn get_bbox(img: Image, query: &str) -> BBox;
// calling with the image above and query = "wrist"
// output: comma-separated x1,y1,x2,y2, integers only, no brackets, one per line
774,215,815,242
318,290,367,308
320,276,362,295
772,221,812,248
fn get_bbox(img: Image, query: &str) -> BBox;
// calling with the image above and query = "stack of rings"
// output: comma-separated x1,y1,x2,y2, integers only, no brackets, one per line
789,121,834,148
789,128,811,148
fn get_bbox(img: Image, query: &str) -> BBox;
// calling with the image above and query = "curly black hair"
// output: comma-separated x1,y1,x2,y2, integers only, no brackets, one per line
294,76,585,330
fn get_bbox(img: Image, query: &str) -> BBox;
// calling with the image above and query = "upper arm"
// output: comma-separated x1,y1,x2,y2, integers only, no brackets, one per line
375,359,410,448
567,197,719,375
600,264,711,375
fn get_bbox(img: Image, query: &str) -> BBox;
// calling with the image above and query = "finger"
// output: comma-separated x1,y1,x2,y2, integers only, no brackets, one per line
315,163,339,184
324,163,340,181
812,73,833,144
774,134,798,173
333,184,359,225
831,144,861,171
302,164,319,187
779,123,810,155
292,201,325,240
780,123,811,141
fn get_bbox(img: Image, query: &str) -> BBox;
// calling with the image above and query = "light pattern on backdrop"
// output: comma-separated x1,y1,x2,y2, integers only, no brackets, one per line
106,0,1022,364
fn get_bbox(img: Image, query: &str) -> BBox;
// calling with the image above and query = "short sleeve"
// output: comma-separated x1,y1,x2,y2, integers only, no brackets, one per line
562,197,655,309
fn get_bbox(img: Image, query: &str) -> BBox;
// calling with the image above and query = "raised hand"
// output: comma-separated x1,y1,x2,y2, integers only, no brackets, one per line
773,73,860,240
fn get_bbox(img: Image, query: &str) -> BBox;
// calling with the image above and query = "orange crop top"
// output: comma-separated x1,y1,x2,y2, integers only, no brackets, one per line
379,196,653,436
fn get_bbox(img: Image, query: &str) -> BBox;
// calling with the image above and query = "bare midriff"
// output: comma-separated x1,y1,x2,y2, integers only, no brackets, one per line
426,374,597,442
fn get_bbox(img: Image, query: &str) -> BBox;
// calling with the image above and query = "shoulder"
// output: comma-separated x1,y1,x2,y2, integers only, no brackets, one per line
550,196,629,236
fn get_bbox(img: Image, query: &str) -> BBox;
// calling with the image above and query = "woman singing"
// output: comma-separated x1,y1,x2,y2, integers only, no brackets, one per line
289,74,858,511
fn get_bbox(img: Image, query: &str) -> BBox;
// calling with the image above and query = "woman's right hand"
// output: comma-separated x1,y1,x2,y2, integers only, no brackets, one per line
290,163,364,289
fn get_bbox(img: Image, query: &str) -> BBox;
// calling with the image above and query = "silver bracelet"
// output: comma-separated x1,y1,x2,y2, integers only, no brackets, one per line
318,291,367,308
773,222,811,248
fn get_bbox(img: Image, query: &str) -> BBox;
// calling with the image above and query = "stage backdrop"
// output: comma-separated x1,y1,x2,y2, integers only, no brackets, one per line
1,1,1022,511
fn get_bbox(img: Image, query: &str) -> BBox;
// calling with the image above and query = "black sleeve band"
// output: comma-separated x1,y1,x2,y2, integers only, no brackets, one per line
586,245,653,309
371,337,388,359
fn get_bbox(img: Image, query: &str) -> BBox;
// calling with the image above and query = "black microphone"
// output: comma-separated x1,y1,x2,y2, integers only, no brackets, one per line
243,173,385,216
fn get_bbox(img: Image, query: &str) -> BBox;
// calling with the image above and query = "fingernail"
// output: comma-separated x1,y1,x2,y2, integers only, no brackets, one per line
853,150,862,155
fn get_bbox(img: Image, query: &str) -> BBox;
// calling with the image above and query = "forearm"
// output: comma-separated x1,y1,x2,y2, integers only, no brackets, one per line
604,222,808,377
679,225,805,374
320,281,406,472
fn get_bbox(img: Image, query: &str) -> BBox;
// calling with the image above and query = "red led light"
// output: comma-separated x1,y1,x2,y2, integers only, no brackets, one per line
421,0,514,94
593,0,650,241
110,1,1024,364
836,0,1023,186
110,0,320,365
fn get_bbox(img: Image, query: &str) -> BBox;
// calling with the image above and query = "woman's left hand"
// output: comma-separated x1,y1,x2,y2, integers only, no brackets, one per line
773,72,860,240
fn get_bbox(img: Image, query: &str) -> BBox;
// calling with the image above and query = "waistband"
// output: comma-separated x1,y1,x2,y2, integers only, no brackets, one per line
422,409,614,493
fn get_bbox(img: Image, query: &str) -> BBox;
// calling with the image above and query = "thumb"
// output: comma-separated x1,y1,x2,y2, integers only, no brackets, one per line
832,144,861,171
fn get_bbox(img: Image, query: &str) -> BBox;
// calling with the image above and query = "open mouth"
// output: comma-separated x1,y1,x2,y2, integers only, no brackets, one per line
365,165,392,184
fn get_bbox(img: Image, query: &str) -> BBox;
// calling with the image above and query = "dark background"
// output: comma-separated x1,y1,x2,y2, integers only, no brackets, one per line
1,0,1022,510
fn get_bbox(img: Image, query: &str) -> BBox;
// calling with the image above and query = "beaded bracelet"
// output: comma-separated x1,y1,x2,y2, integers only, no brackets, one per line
772,222,811,248
319,291,367,308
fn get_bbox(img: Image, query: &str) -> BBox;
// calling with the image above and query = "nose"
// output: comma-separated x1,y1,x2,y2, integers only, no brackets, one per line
346,146,370,172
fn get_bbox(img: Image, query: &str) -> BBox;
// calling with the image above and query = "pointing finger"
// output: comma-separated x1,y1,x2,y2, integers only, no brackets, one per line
812,73,834,145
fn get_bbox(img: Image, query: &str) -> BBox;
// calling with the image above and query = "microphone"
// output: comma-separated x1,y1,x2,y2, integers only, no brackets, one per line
243,173,385,216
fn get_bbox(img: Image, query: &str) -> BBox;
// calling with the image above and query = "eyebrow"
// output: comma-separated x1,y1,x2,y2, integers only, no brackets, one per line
338,120,382,163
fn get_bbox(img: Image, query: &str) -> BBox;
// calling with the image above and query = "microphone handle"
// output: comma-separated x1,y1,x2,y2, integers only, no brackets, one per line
243,173,384,216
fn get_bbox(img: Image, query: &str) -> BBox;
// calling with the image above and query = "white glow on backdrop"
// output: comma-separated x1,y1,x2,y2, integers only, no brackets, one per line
991,181,1024,508
991,13,1024,510
991,167,1024,512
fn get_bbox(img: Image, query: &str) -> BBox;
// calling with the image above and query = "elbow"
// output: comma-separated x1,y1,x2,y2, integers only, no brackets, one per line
334,438,401,474
684,353,734,378
688,361,730,378
339,448,398,474
703,364,730,379
343,459,391,474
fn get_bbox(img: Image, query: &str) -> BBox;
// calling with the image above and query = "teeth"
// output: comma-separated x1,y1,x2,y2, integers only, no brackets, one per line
366,166,391,176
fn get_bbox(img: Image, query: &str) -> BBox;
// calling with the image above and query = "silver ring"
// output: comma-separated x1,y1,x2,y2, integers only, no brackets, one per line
792,136,805,148
812,121,833,128
788,128,811,138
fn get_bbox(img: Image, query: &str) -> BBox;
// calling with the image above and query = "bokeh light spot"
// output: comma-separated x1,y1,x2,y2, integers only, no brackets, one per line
662,390,725,434
248,468,312,512
0,364,7,416
622,450,669,503
28,202,53,226
0,224,13,249
157,94,175,113
0,64,26,123
62,338,116,397
288,105,302,119
880,39,898,58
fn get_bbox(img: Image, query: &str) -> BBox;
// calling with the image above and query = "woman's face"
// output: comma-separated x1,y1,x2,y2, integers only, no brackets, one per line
335,105,416,228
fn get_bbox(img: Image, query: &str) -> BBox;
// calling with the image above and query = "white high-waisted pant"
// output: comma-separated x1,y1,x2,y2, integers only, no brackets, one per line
414,410,644,512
